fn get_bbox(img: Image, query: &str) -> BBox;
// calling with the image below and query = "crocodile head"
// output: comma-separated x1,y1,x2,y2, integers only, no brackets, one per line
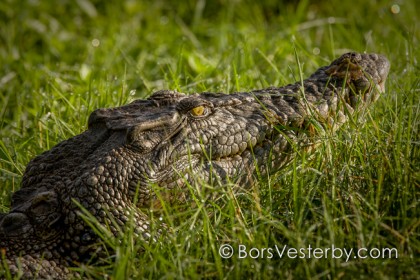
0,52,389,277
80,52,390,205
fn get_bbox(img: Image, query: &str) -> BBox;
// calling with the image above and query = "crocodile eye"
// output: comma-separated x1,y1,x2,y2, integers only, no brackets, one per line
189,105,207,117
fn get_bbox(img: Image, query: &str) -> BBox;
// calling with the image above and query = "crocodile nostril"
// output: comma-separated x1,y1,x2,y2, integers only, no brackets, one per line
0,213,30,234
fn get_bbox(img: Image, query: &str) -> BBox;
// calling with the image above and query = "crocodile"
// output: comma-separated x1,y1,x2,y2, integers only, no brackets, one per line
0,52,390,279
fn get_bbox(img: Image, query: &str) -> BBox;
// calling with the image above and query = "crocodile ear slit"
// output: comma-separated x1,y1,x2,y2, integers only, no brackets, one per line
47,213,62,228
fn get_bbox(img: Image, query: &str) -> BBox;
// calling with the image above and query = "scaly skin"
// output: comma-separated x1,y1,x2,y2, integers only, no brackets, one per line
0,52,390,279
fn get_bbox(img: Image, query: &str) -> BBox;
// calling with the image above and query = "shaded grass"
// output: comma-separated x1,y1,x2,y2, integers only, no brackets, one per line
0,0,419,279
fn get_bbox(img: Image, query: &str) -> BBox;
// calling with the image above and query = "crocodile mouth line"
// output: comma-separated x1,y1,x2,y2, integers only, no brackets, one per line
177,135,270,171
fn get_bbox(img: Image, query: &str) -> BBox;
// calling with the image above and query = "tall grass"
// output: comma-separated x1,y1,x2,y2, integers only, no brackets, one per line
0,0,418,279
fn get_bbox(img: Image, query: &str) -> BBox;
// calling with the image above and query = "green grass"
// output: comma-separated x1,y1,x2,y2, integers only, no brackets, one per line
0,0,419,279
